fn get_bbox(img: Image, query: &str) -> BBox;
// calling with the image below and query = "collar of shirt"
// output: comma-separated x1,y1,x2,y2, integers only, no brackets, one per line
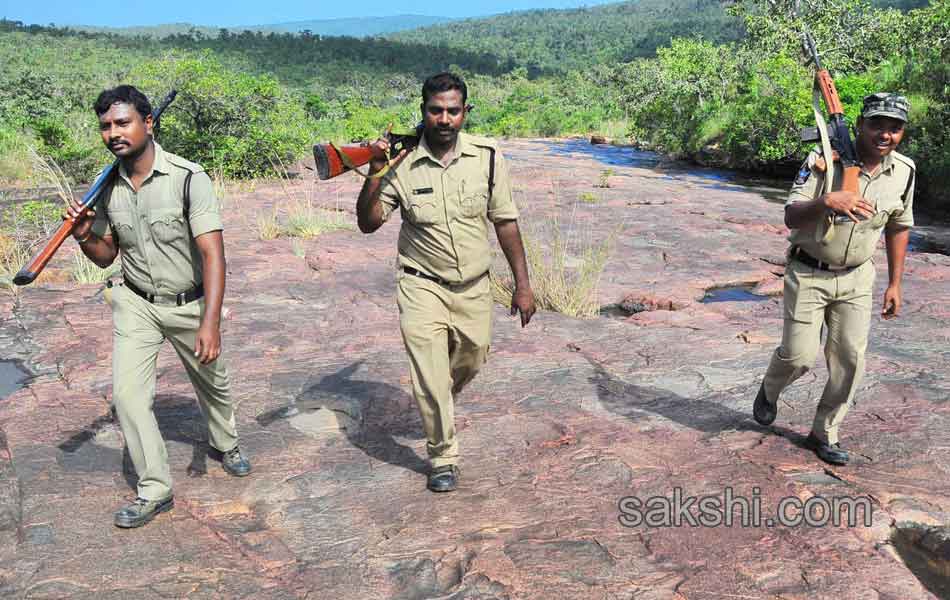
411,132,478,168
863,152,895,178
117,141,170,187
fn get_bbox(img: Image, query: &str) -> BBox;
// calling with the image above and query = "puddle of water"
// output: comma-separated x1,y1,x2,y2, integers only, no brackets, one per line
0,360,30,400
909,229,950,256
599,304,640,319
701,285,769,303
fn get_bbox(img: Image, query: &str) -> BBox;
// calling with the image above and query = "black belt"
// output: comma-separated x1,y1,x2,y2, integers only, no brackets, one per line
790,246,858,273
402,267,486,287
121,279,204,306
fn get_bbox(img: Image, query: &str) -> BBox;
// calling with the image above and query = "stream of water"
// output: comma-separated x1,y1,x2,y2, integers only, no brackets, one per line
543,139,949,256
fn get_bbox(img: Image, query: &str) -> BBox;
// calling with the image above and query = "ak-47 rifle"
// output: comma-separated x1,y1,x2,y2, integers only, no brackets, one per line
14,90,178,286
799,30,862,195
313,122,424,181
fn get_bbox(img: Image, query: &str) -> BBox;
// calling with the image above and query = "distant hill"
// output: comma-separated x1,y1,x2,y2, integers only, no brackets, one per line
68,15,455,39
388,0,744,73
255,15,456,37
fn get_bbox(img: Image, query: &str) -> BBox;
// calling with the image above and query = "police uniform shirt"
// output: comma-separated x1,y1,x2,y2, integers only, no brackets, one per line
786,148,915,267
377,131,519,284
91,142,222,295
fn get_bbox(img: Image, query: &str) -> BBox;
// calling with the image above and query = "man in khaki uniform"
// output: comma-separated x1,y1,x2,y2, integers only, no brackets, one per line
753,93,915,465
357,72,536,492
66,85,251,528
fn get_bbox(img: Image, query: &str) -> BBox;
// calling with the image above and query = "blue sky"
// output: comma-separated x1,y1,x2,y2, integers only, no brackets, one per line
0,0,620,27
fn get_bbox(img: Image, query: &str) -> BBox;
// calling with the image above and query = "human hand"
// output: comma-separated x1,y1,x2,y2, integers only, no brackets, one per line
64,197,96,242
882,284,901,320
510,286,536,327
194,322,221,364
823,191,874,223
368,124,408,173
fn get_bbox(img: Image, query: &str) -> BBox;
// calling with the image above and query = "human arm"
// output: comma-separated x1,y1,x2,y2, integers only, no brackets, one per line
193,230,225,364
494,219,535,327
881,227,909,319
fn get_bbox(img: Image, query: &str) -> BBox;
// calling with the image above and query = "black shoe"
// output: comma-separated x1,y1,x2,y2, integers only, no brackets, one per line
804,433,849,465
114,496,174,528
752,383,776,426
220,446,252,477
427,465,459,493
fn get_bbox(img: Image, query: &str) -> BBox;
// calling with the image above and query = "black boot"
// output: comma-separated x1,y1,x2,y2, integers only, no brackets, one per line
752,383,777,426
427,465,459,492
805,433,849,465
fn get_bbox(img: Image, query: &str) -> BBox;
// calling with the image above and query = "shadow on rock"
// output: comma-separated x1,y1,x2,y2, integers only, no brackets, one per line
257,361,428,475
57,394,215,488
581,353,813,444
585,355,758,434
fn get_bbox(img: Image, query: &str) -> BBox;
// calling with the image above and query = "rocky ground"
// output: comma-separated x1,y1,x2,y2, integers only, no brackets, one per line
0,138,948,599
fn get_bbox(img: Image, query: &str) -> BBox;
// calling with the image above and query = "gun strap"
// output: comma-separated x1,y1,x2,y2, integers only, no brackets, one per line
488,147,495,202
813,86,837,245
330,142,391,180
183,171,193,239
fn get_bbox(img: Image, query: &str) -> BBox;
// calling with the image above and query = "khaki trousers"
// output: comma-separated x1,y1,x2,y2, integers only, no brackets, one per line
763,259,875,444
111,284,237,501
397,272,492,468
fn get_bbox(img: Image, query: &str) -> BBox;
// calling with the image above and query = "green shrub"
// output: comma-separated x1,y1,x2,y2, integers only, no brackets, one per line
135,51,314,178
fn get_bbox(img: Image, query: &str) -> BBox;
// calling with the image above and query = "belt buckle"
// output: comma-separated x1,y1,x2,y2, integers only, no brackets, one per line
176,291,187,306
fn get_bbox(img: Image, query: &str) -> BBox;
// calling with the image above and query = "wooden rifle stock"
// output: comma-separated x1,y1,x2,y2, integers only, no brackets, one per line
312,143,375,180
13,90,177,286
815,70,844,116
313,125,423,180
802,32,860,193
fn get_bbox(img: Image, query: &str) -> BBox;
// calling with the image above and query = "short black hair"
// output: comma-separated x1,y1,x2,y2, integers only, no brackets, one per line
93,85,152,120
422,72,467,105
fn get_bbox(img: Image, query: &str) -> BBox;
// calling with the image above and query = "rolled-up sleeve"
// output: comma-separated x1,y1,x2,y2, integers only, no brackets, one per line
186,171,223,237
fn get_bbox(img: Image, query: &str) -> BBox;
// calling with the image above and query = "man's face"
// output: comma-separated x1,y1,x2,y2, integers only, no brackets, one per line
421,90,466,147
98,102,152,159
857,116,905,161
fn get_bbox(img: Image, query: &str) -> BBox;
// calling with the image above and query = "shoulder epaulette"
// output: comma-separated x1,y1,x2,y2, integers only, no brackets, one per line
465,134,499,150
891,151,916,171
165,152,205,175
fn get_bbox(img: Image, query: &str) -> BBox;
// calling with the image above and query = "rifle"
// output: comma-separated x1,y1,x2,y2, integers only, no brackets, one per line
799,31,861,195
312,104,474,180
14,90,177,286
313,122,424,181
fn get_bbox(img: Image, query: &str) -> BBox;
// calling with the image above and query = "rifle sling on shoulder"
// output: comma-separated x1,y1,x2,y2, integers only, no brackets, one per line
488,147,495,203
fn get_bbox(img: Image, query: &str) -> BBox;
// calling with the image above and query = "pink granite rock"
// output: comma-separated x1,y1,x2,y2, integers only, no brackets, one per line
0,140,947,598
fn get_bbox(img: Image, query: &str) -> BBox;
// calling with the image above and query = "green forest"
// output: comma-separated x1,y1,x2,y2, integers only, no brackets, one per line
0,0,946,208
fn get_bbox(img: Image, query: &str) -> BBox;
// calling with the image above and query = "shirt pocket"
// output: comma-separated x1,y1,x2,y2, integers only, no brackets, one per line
109,209,138,250
406,198,440,225
853,209,890,234
149,210,188,244
460,177,490,219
